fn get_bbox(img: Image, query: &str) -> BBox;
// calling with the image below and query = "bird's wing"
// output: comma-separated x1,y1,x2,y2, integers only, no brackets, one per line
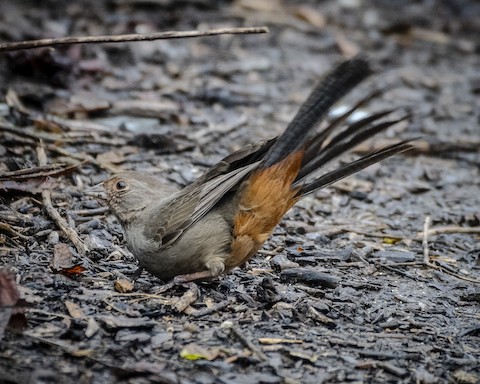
193,138,275,185
142,135,281,247
143,161,258,248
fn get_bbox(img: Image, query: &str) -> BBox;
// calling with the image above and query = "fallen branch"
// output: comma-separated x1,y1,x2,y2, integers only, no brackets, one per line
0,26,268,52
36,143,87,256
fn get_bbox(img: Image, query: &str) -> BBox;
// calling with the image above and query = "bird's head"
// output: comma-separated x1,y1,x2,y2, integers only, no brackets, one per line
87,172,175,225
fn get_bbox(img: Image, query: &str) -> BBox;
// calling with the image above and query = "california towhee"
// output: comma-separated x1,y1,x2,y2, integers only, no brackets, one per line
91,57,413,283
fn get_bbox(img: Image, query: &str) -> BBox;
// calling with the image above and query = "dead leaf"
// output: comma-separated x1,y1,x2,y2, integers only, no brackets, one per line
0,268,27,339
61,265,87,276
50,243,86,276
114,278,134,293
51,243,75,271
180,343,220,361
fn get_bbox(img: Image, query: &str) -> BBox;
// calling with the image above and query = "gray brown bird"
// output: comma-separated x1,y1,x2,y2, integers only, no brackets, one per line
92,57,413,283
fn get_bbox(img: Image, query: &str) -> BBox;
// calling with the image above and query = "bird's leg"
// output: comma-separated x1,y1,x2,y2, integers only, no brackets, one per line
173,257,225,284
173,271,212,284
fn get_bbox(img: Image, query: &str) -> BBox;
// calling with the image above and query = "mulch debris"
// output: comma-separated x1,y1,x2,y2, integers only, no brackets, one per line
0,1,479,383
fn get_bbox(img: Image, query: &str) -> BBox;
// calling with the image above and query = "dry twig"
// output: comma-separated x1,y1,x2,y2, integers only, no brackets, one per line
173,283,199,312
0,222,29,240
36,143,87,256
0,26,268,52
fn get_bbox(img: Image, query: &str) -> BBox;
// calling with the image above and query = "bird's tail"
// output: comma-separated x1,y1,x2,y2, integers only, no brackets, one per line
291,95,415,196
228,57,414,269
260,56,373,169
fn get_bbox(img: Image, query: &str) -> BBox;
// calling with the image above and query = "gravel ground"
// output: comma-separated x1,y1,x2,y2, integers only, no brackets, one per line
0,1,479,383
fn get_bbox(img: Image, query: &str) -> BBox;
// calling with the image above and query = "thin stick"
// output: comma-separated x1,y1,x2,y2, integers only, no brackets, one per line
421,215,464,273
422,216,431,264
228,324,268,362
36,143,87,256
383,215,480,284
0,222,29,240
419,226,480,237
173,283,199,313
0,26,269,52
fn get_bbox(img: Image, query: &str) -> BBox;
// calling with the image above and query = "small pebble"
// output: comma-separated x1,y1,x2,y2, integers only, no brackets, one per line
47,231,59,245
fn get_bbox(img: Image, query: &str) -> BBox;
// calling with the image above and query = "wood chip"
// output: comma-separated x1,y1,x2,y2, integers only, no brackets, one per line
64,300,85,319
114,278,135,293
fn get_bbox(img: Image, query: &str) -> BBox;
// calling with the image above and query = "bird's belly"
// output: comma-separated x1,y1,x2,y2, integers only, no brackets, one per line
124,215,232,281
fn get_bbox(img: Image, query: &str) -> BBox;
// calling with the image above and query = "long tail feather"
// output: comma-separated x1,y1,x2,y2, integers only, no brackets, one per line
301,87,388,166
296,113,408,182
298,140,414,196
261,57,373,168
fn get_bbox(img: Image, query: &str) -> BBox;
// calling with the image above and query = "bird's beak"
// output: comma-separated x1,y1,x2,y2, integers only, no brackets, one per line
85,182,108,200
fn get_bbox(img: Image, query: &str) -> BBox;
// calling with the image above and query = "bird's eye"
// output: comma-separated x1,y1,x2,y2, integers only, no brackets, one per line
116,181,128,190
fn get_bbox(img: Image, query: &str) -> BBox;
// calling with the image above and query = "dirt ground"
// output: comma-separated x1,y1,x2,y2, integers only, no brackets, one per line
0,1,479,383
